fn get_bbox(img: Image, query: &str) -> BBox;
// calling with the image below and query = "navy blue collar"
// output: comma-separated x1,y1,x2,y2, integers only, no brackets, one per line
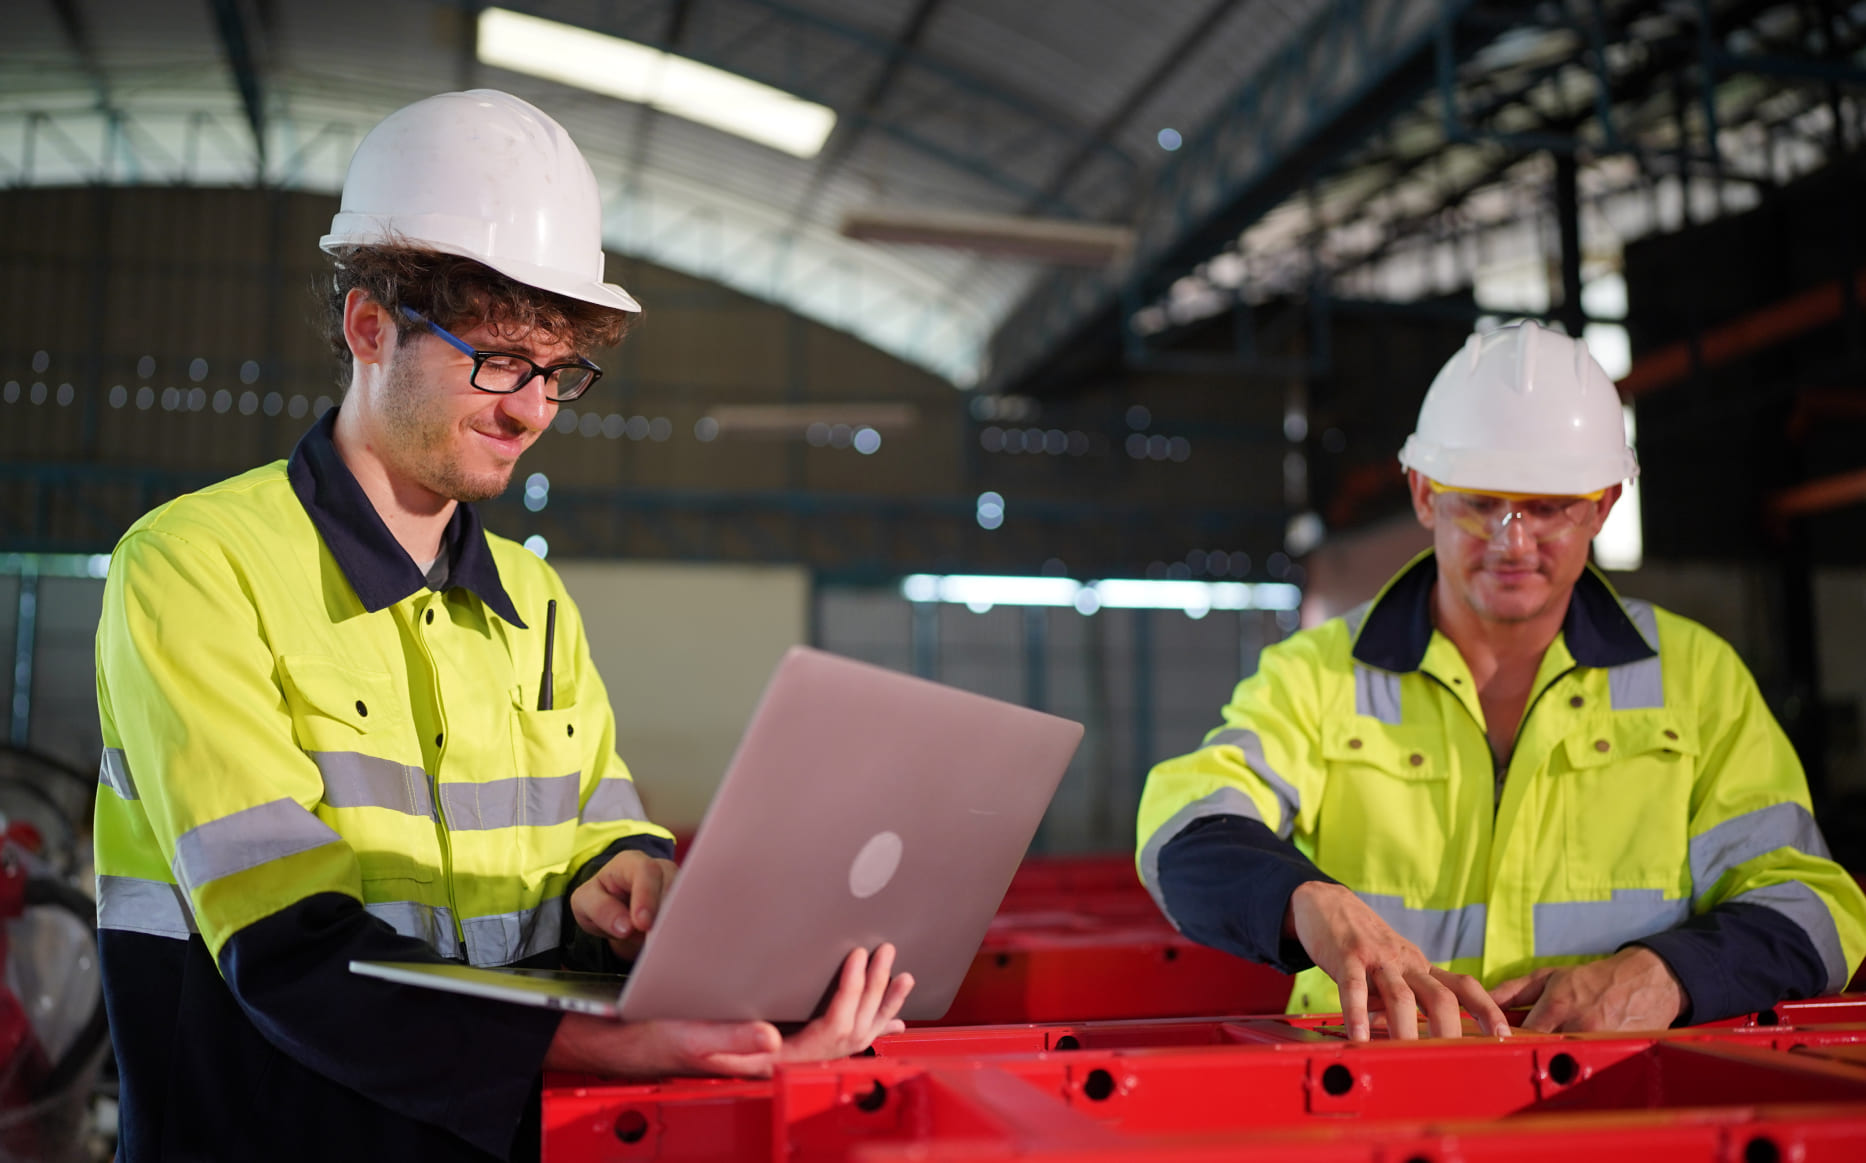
287,408,527,628
1350,551,1654,673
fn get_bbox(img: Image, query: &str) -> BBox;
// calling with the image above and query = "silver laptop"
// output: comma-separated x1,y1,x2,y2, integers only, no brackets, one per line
352,646,1083,1022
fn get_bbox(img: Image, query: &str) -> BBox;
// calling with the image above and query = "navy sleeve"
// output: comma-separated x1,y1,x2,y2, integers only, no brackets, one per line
218,894,563,1160
560,833,678,973
1157,814,1337,973
1627,900,1832,1024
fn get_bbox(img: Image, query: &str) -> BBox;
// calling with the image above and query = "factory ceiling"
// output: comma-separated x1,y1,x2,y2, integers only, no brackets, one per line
3,0,1860,397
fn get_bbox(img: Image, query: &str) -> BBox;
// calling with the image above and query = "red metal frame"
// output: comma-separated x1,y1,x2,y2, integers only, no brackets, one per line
543,1008,1866,1161
542,857,1866,1160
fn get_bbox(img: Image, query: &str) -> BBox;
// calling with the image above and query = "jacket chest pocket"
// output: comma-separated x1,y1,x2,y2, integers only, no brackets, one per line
1316,723,1453,895
497,698,587,873
279,655,406,755
1557,714,1696,891
278,655,436,886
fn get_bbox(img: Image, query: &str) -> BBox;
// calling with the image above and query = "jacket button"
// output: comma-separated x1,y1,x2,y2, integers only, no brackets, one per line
1409,753,1424,767
355,700,367,718
1348,738,1363,750
1569,695,1585,708
1594,739,1611,752
434,733,443,747
425,609,434,625
1663,729,1679,741
566,724,575,737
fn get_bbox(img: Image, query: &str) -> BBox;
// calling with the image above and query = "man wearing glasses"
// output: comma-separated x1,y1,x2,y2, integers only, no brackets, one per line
1137,320,1866,1041
92,90,908,1162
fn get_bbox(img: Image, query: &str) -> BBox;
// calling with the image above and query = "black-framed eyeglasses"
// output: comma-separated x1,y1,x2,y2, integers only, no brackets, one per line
400,307,603,403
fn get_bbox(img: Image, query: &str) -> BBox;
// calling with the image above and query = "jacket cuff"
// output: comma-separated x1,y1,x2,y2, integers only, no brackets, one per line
1625,901,1830,1025
1157,814,1336,973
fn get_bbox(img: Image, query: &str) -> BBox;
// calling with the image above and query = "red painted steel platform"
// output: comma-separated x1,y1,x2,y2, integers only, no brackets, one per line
541,857,1866,1160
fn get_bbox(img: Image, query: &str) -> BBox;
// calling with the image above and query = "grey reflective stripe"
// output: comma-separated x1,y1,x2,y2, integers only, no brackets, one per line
172,798,343,891
1732,881,1850,994
96,874,195,939
440,773,582,831
365,900,462,960
99,749,138,801
1358,893,1486,962
1690,802,1831,906
1205,728,1301,839
462,899,563,966
582,778,647,825
1533,889,1688,957
313,752,435,819
1607,599,1665,710
1354,665,1403,725
1137,787,1262,932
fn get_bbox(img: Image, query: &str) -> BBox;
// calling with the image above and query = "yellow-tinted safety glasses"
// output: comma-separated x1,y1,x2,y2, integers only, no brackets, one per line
1429,482,1606,544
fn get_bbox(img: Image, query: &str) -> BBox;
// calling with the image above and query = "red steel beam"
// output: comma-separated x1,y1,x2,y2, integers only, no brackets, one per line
1618,268,1866,399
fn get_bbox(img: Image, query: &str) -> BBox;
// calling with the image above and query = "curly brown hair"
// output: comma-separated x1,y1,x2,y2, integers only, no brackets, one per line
321,243,636,388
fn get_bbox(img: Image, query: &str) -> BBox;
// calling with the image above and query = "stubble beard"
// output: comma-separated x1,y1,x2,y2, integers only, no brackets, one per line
380,352,519,504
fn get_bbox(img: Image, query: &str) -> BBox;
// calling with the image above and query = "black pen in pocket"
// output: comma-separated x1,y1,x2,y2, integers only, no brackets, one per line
538,599,556,711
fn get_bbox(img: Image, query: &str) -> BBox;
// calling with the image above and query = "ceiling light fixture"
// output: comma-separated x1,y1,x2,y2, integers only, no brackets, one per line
477,8,837,159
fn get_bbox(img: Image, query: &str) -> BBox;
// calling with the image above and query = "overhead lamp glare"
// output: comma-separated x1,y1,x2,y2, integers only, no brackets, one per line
478,8,837,158
899,575,1302,614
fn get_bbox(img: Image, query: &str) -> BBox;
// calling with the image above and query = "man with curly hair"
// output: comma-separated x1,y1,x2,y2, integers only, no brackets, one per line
92,91,910,1162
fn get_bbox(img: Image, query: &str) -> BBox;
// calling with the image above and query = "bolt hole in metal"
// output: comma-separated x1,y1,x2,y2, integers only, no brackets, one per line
613,1109,648,1144
1083,1069,1117,1101
1755,1008,1781,1027
855,1080,888,1112
1162,945,1178,962
1320,1062,1354,1097
1052,1035,1082,1051
1547,1052,1579,1086
1744,1136,1781,1163
994,953,1012,968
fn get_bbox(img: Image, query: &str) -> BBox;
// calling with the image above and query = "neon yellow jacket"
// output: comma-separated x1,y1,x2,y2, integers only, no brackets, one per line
1137,552,1866,1019
94,457,670,966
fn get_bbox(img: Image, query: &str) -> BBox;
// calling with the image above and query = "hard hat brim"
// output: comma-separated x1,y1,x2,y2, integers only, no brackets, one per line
1399,437,1639,495
318,230,642,315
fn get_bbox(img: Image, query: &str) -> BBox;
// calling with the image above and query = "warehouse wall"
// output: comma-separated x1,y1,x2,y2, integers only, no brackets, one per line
552,560,810,832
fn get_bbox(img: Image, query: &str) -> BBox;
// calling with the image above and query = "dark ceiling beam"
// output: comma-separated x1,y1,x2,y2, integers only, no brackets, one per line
1327,0,1832,283
206,0,266,163
726,0,1130,185
1027,0,1239,217
792,0,944,218
984,0,1493,397
46,0,109,107
625,0,694,181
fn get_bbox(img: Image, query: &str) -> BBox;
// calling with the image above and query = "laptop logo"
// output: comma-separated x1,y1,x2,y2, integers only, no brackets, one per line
849,831,903,899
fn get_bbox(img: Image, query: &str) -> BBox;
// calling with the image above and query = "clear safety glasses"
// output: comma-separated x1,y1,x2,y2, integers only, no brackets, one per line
400,308,603,403
1430,483,1605,544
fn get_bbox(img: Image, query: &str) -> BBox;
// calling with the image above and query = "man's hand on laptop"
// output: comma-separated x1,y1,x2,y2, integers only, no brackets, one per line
570,849,679,959
544,944,915,1078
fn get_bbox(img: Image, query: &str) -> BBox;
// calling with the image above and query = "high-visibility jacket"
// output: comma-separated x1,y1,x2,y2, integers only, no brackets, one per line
94,412,671,1160
1136,552,1866,1020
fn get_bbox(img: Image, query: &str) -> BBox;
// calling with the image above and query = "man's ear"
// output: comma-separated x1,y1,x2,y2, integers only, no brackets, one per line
342,289,396,367
1591,483,1624,532
1407,469,1437,530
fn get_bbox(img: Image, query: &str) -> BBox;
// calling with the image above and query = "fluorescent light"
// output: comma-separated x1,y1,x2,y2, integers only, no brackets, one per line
478,8,837,158
841,209,1134,267
898,575,1302,615
1594,404,1643,571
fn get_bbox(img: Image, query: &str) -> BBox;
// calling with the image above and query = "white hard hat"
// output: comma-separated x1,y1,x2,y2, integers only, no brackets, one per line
320,90,639,313
1397,320,1638,494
